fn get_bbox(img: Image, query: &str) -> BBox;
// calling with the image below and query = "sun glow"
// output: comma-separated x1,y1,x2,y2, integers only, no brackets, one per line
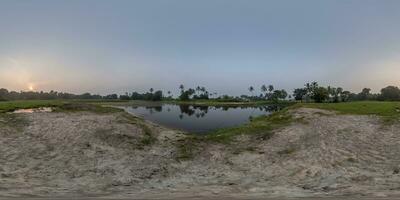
28,84,34,91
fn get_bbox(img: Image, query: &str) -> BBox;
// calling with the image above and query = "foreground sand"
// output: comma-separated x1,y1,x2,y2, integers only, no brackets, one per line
0,108,399,198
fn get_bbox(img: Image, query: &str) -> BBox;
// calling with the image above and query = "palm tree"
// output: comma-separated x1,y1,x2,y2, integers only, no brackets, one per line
261,85,267,98
249,86,254,97
305,83,311,94
179,84,184,92
196,86,201,95
268,85,274,93
149,88,154,93
311,82,318,91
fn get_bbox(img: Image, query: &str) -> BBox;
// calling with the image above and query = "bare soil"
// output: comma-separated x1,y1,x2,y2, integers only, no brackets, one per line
0,108,400,199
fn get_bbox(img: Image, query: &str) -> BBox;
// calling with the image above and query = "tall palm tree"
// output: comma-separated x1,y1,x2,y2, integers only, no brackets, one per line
149,88,154,93
249,86,254,97
311,82,318,91
268,85,274,93
179,84,184,92
305,83,311,95
196,86,201,95
261,85,267,98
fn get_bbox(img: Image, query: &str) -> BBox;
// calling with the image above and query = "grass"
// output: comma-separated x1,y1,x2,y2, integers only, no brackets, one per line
0,100,65,113
203,107,294,143
0,100,124,114
300,101,400,123
54,103,123,113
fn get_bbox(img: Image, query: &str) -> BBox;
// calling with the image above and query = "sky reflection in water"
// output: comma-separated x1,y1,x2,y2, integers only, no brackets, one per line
120,104,281,133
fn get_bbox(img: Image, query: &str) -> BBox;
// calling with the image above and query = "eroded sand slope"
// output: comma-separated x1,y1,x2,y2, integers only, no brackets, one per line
0,108,399,198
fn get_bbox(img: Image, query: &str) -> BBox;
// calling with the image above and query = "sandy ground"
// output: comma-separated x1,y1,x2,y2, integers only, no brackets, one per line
0,108,400,199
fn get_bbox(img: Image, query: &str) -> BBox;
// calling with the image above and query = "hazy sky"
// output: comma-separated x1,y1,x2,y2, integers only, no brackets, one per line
1,0,400,95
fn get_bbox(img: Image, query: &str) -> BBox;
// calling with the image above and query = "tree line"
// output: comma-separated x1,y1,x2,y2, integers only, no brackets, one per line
293,82,400,103
1,83,400,102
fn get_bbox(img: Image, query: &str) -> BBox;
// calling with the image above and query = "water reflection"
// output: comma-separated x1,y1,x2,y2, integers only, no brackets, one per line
121,104,282,133
137,105,280,119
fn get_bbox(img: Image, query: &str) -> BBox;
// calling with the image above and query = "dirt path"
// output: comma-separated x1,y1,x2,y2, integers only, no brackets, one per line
0,108,399,198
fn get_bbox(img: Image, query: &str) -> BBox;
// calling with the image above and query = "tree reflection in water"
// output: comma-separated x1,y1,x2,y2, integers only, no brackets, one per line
142,104,281,119
123,104,285,132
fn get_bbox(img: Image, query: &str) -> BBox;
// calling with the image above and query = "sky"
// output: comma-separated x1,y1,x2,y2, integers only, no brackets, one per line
1,0,400,96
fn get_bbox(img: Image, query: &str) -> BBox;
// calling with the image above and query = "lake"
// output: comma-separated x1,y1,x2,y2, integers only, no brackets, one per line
119,104,282,133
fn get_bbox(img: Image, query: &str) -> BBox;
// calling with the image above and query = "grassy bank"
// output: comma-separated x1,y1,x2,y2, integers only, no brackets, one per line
0,100,125,113
204,107,294,143
0,100,66,113
301,101,400,118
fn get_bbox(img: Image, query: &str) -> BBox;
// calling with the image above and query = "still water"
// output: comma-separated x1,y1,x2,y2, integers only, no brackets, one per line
119,104,282,133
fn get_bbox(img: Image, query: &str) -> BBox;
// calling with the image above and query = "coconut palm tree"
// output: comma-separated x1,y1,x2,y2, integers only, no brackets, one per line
196,86,201,95
305,83,311,94
167,91,171,98
261,85,267,98
268,85,274,93
249,86,254,97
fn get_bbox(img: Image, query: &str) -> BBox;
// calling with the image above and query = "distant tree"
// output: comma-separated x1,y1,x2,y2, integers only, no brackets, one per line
119,94,130,100
341,91,352,102
179,84,184,92
196,86,201,95
358,88,371,100
179,88,195,101
149,88,154,94
271,89,287,101
104,94,118,100
380,86,400,101
261,85,267,98
267,85,274,100
304,82,319,98
313,87,329,103
305,83,312,95
327,86,337,102
152,90,163,101
0,88,9,101
293,88,307,101
167,91,172,98
248,86,254,97
311,82,318,91
332,87,343,102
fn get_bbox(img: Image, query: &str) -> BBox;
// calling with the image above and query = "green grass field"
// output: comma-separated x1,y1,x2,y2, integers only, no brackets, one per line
0,100,124,113
301,101,400,117
0,100,66,113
